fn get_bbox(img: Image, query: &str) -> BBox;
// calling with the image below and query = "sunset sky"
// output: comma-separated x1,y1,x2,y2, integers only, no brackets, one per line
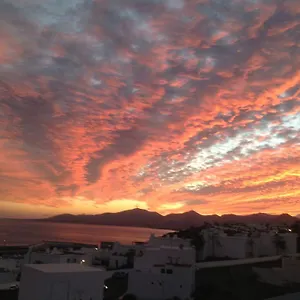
0,0,299,218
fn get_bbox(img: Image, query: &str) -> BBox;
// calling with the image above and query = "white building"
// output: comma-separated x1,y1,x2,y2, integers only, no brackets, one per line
24,242,96,266
200,229,248,259
0,267,16,284
128,245,196,300
108,254,128,269
94,242,131,269
18,264,107,300
248,233,297,258
0,258,23,272
265,292,300,300
129,264,195,300
148,234,191,248
199,229,297,260
134,246,195,270
95,241,145,269
94,234,191,270
25,251,90,265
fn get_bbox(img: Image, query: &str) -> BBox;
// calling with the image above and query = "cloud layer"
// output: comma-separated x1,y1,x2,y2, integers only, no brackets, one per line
0,0,299,217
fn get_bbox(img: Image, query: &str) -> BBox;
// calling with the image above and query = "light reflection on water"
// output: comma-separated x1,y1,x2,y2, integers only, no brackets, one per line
0,219,170,246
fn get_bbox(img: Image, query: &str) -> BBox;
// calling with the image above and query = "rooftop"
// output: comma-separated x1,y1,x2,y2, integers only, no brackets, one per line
25,263,105,273
160,245,193,250
195,259,300,300
34,241,97,250
265,292,300,300
153,263,192,267
145,246,193,251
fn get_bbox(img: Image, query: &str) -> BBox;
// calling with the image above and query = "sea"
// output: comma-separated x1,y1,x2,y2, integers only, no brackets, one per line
0,219,170,246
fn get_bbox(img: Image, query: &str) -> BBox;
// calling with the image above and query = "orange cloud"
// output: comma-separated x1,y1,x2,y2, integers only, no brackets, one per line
0,0,299,218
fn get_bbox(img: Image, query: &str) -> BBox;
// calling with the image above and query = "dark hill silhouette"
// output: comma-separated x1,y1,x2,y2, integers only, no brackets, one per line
41,209,297,230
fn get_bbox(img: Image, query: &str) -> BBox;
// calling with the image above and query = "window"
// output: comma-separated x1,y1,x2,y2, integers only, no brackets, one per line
67,258,70,263
166,269,173,274
161,268,165,274
180,285,182,288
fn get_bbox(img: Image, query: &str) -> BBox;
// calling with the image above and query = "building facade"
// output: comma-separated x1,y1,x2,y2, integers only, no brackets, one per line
128,245,196,300
18,264,107,300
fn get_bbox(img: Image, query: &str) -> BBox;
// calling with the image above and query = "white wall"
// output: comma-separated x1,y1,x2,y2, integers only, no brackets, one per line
128,266,195,300
0,258,23,271
27,252,61,264
0,270,15,284
257,234,277,257
212,235,248,259
26,252,89,265
254,233,297,257
196,255,281,269
282,234,297,255
112,243,133,254
202,231,248,259
148,234,191,248
18,265,105,300
134,247,195,270
108,255,128,269
59,254,90,265
94,243,142,268
201,231,297,260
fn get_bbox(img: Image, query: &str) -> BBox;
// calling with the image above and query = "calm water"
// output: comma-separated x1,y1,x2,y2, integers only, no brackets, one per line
0,219,170,246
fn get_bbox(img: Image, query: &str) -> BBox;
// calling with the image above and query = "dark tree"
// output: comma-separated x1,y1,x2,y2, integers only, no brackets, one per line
123,294,137,300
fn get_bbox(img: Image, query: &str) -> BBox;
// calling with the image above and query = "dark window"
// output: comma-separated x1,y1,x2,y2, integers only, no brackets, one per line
180,285,182,288
67,258,70,263
166,269,173,274
151,282,154,285
161,268,165,274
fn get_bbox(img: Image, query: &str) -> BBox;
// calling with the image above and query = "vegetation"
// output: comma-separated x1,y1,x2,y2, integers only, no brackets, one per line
122,294,137,300
104,277,128,300
291,221,300,235
166,226,206,250
273,234,286,254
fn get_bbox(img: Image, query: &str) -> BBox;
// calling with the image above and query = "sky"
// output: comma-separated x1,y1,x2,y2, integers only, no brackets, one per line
0,0,299,218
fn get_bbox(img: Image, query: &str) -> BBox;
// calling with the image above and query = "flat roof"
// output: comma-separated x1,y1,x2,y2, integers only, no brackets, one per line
266,292,300,300
0,282,19,291
25,264,105,273
145,246,193,251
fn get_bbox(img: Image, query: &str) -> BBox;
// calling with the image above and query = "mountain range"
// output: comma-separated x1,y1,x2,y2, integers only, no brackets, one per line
42,209,298,230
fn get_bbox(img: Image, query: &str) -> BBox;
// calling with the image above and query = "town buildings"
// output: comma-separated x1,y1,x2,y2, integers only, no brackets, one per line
95,234,189,270
199,226,297,260
148,233,191,248
8,228,300,300
24,241,97,266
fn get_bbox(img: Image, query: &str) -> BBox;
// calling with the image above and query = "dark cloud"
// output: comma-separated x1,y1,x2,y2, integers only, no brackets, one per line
86,127,149,183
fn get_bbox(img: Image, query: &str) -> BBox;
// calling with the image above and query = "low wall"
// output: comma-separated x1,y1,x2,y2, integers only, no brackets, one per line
196,255,282,269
